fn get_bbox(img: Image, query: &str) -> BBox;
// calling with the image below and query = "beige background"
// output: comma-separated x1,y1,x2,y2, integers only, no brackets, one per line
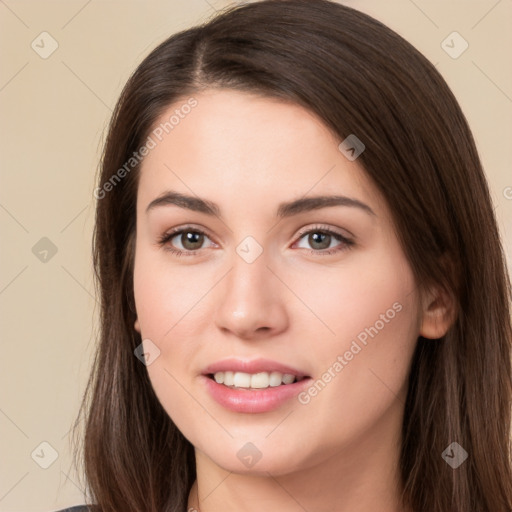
0,1,511,511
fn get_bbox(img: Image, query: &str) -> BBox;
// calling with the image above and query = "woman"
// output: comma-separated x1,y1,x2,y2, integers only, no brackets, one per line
62,0,512,511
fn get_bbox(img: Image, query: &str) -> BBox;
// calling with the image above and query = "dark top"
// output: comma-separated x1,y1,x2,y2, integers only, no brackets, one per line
54,507,90,512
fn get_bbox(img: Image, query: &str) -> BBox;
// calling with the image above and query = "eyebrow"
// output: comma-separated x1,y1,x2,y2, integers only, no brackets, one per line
145,190,376,218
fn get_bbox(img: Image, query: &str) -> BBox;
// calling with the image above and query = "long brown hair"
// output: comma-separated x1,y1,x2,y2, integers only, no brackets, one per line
71,1,512,510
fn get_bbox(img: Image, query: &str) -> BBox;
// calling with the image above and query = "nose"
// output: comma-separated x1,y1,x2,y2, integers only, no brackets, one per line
213,248,289,341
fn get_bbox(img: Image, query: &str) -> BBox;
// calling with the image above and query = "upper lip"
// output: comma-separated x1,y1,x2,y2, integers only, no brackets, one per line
202,358,309,379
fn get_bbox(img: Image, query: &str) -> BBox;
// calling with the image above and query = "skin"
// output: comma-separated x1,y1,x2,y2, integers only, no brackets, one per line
133,89,453,512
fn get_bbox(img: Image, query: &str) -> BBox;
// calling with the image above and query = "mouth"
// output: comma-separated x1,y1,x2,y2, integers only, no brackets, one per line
206,371,309,390
202,368,313,413
201,358,312,412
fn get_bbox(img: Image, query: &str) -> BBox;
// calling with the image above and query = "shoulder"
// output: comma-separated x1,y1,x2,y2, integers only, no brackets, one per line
53,506,91,512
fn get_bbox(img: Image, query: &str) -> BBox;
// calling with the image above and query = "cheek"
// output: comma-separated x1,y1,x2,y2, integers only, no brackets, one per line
133,247,212,341
132,246,219,420
283,246,417,352
291,249,419,445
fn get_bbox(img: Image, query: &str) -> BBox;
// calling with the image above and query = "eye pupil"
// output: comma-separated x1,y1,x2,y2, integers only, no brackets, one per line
309,232,330,250
182,231,203,250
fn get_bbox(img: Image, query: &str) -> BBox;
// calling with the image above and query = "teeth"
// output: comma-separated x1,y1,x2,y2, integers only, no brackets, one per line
212,371,301,389
268,372,282,387
233,372,251,388
282,373,295,384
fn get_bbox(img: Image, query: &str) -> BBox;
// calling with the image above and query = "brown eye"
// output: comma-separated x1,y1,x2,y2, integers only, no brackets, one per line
157,226,216,256
307,232,332,250
294,225,354,256
174,231,205,251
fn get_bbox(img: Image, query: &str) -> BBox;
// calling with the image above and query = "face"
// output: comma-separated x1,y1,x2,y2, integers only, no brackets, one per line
133,89,422,476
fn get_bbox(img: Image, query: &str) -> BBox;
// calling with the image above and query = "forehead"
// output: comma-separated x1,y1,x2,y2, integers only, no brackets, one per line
137,89,384,216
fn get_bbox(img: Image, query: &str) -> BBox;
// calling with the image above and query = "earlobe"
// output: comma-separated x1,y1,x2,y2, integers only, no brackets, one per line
419,285,456,339
134,318,141,333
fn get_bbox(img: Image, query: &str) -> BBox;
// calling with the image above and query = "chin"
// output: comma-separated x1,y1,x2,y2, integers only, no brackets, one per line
196,436,315,477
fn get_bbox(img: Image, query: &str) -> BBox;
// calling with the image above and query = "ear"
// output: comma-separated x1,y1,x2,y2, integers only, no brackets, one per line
419,284,456,339
134,318,141,333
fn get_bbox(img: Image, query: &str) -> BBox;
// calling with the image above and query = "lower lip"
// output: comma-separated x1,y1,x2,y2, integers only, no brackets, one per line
201,375,312,413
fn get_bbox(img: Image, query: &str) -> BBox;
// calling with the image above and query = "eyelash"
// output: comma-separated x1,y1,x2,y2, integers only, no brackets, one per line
157,224,355,257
